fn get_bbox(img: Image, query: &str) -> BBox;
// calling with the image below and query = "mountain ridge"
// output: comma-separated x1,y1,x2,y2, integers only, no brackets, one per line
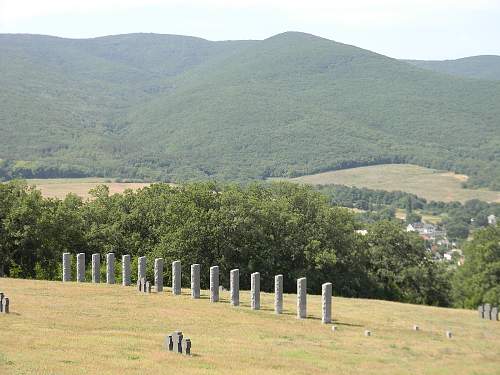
1,32,499,189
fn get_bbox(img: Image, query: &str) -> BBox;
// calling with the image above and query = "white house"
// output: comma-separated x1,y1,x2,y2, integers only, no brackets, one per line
488,214,497,226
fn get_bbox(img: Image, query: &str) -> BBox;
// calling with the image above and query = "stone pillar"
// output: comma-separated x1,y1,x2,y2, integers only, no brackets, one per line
275,274,283,314
62,252,71,282
251,272,260,310
322,282,332,324
137,256,146,283
172,260,181,295
122,255,131,286
297,277,307,319
230,269,239,306
210,266,219,302
92,253,100,283
155,258,164,292
106,253,115,284
76,253,85,282
191,264,200,299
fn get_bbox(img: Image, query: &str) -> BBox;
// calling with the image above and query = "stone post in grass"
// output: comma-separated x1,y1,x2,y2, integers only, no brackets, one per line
230,269,239,306
322,282,332,324
138,256,146,283
92,253,100,283
122,255,131,286
155,258,164,292
106,253,115,284
210,266,219,302
191,264,200,299
297,277,307,319
275,274,283,314
172,260,181,295
251,272,260,310
76,253,85,282
62,252,71,282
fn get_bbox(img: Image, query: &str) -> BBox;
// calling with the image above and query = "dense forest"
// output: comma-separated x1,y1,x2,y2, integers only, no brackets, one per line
1,180,498,307
1,33,500,188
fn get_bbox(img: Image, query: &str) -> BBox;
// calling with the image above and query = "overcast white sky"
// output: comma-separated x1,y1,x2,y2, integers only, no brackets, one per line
1,0,499,59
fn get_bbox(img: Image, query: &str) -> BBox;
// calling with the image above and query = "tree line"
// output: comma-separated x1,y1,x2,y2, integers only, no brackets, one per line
0,180,498,307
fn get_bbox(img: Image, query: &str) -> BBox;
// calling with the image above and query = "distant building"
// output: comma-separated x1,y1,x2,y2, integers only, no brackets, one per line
488,214,497,226
355,229,368,236
407,223,446,241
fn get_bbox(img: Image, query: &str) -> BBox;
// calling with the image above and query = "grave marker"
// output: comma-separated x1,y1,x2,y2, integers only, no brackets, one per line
76,253,85,282
191,264,200,299
172,260,181,295
210,266,219,302
122,255,131,286
230,269,239,306
275,275,283,314
106,253,115,284
322,282,332,324
251,272,260,310
92,253,100,283
62,252,71,282
155,258,164,292
297,277,307,319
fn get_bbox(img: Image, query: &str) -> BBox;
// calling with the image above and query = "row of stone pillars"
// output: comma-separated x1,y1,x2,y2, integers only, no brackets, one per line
62,254,333,323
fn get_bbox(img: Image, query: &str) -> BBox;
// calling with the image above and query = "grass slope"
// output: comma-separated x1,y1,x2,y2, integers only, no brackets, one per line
405,55,500,81
283,164,500,203
1,278,499,374
1,33,500,188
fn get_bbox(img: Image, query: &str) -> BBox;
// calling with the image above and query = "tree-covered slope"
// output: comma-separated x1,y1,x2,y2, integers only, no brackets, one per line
1,32,499,188
405,55,500,81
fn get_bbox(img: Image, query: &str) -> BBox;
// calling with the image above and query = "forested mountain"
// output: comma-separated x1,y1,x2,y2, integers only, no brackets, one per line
405,55,500,81
1,32,500,188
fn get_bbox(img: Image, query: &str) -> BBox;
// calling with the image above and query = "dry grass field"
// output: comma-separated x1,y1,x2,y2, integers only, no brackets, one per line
24,178,151,199
1,278,500,374
283,164,500,203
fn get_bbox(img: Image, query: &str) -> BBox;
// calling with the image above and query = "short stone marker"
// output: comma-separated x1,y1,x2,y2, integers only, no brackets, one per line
0,292,4,313
145,281,152,294
484,303,492,320
106,253,115,284
230,269,239,306
446,331,452,339
491,306,499,321
210,266,219,303
172,260,181,295
76,253,85,282
322,282,332,324
365,330,371,337
92,253,100,283
191,264,200,299
62,252,71,282
138,256,146,282
251,272,260,310
155,258,164,292
413,325,420,331
122,254,131,286
275,274,283,314
478,305,484,319
331,325,337,332
2,297,9,314
165,331,191,355
137,279,142,292
297,277,307,319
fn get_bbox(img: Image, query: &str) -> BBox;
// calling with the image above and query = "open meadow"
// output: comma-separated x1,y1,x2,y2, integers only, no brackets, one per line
24,178,151,199
285,164,500,203
1,278,499,375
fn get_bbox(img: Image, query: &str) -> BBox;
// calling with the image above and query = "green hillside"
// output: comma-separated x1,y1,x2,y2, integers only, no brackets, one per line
1,32,500,188
405,55,500,81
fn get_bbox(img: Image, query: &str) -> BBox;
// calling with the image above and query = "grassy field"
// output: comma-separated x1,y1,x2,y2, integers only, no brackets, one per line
285,164,500,203
1,278,499,374
24,178,151,199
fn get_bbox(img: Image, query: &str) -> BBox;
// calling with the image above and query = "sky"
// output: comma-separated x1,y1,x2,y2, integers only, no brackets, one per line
1,0,499,60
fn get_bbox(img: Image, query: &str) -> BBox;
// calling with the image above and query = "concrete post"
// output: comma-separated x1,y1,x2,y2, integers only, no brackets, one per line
275,274,283,314
76,253,85,282
322,282,332,324
138,256,146,283
155,258,164,292
122,255,131,286
92,253,100,283
62,253,71,282
297,277,307,319
191,264,200,299
210,266,219,302
230,269,239,306
172,260,181,295
106,253,115,284
251,272,260,310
